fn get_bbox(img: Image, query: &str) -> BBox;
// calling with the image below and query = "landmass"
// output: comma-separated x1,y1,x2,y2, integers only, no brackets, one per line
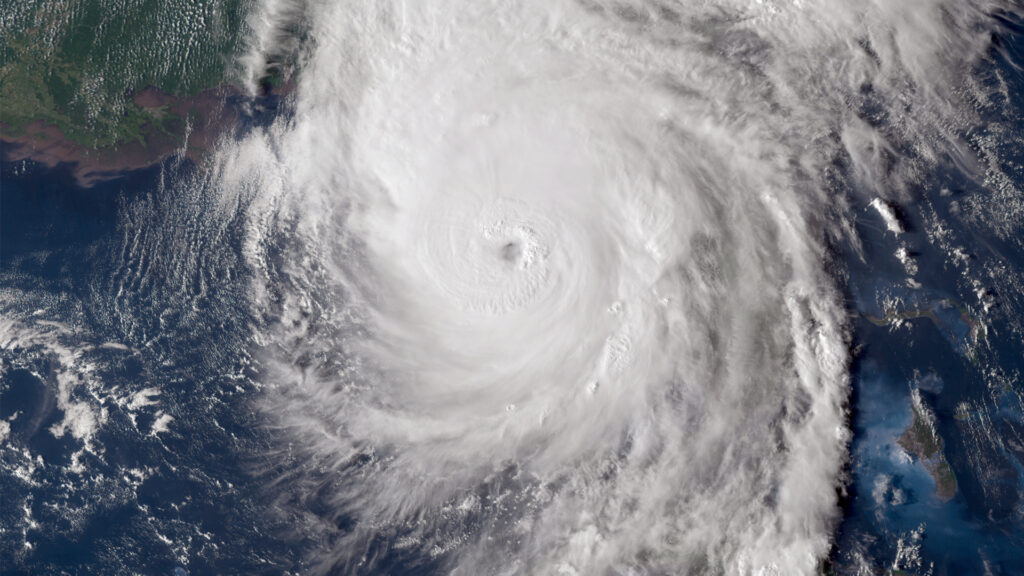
865,297,985,359
0,0,272,185
897,389,957,502
2,86,242,186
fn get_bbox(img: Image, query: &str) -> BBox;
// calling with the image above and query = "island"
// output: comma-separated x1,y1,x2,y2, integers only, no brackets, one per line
865,296,985,360
897,389,957,502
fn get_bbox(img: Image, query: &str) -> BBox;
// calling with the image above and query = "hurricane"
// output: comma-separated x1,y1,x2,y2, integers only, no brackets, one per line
205,0,997,573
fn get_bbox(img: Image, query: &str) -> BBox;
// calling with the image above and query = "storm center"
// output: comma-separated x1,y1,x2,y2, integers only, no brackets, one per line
500,240,522,264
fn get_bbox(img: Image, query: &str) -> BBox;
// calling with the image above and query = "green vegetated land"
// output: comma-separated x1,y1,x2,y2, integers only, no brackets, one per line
898,400,958,502
0,0,250,150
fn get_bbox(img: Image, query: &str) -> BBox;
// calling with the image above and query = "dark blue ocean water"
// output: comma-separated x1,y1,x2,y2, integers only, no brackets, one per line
2,13,1024,576
829,11,1024,573
0,160,300,575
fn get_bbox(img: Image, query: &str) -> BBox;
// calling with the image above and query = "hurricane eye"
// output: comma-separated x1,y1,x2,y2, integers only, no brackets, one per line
500,241,522,263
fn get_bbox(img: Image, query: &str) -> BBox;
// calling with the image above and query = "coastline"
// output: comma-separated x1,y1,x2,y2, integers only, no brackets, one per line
897,396,958,502
1,85,250,187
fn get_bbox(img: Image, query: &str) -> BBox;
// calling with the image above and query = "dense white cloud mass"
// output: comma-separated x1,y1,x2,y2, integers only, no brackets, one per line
216,0,998,573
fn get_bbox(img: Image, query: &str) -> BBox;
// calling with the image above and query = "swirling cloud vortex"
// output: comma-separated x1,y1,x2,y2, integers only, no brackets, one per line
224,0,981,573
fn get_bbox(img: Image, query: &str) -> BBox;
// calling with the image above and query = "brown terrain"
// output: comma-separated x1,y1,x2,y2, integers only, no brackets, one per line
897,405,958,502
1,85,245,187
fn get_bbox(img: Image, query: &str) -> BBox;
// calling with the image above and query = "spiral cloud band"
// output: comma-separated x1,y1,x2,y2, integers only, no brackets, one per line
214,0,994,573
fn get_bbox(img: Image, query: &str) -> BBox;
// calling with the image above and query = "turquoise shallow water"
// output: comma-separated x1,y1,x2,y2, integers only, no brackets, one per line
2,8,1024,576
829,14,1024,567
